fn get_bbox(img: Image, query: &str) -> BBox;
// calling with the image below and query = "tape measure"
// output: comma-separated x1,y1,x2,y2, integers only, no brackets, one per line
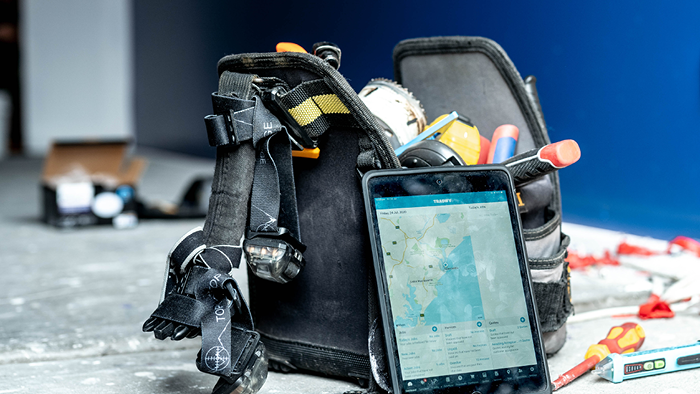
432,114,482,165
358,79,426,149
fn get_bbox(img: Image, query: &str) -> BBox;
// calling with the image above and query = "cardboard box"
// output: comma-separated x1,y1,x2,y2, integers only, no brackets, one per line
41,140,147,228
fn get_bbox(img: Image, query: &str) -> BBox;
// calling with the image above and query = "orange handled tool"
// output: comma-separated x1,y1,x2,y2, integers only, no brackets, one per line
552,322,645,391
502,139,581,187
276,42,307,53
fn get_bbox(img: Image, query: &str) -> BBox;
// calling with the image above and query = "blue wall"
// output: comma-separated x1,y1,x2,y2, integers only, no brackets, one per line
135,1,700,239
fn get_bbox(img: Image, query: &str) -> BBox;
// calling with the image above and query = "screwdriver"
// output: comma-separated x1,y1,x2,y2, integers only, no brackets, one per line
552,322,645,391
502,139,581,187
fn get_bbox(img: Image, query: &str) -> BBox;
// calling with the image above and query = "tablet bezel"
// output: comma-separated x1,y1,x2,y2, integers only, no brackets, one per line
362,166,551,394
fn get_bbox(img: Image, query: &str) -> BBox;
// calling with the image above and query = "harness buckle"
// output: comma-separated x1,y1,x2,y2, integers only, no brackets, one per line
266,86,319,149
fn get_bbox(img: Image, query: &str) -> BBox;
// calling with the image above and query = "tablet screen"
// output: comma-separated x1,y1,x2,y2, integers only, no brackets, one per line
366,168,547,393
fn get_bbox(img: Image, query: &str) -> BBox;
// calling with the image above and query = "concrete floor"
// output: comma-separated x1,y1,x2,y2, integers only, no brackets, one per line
1,151,699,393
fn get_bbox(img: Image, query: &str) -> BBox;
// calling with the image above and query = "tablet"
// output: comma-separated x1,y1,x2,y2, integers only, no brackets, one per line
363,166,551,394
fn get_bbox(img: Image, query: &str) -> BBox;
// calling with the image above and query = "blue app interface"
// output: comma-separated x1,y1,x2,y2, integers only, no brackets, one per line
375,191,537,387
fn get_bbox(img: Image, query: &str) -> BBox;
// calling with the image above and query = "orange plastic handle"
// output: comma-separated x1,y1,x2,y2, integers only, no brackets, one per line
276,42,307,53
539,139,581,168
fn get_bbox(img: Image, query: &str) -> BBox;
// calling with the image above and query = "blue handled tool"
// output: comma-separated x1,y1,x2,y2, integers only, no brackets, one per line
593,341,700,383
394,111,459,157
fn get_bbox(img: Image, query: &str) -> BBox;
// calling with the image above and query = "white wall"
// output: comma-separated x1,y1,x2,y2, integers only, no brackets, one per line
21,0,133,156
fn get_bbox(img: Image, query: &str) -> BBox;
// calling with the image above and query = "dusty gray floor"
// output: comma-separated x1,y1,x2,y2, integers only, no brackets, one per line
1,151,699,393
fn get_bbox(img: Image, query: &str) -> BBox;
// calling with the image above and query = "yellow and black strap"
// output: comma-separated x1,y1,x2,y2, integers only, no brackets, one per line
275,79,358,145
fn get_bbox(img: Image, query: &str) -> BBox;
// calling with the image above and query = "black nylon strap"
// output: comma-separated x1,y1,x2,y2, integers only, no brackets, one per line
200,296,233,376
184,265,255,377
271,133,301,240
197,246,241,272
219,71,255,99
169,228,206,273
151,294,207,328
182,265,253,330
357,133,381,173
204,115,230,147
249,137,280,233
160,229,240,304
205,94,257,146
203,71,257,247
160,228,206,303
248,99,285,234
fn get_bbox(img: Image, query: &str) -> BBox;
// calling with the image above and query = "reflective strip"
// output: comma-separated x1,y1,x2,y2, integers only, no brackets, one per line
287,94,350,126
530,263,563,284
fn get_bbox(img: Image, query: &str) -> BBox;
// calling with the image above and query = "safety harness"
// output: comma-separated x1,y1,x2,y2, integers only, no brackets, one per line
144,61,397,393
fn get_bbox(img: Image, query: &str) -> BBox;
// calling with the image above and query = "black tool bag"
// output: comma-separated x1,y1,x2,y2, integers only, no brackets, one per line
222,36,571,386
144,36,572,394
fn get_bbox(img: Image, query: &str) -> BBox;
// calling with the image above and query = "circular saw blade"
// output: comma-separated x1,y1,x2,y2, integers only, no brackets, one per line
358,78,427,148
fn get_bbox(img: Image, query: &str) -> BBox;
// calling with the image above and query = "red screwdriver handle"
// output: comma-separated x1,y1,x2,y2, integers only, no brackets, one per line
586,322,645,361
554,323,646,391
601,322,646,353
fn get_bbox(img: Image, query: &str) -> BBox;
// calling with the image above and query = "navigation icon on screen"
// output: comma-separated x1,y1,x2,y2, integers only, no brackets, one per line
432,326,438,332
520,317,526,323
476,321,482,327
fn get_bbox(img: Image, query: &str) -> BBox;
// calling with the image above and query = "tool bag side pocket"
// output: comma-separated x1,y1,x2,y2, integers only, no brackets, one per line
525,211,572,355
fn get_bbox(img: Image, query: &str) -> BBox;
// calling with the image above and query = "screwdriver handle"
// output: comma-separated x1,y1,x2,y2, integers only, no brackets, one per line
585,322,646,361
503,139,580,187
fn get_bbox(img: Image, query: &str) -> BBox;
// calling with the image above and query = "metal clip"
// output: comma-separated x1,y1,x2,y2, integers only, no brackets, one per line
312,42,341,70
268,86,318,149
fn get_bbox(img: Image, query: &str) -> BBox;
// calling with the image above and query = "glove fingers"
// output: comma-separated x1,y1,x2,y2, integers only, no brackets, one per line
142,316,160,332
172,324,191,340
154,321,175,340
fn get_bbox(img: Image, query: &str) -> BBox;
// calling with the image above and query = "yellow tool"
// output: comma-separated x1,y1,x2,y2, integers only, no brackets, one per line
428,114,481,165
